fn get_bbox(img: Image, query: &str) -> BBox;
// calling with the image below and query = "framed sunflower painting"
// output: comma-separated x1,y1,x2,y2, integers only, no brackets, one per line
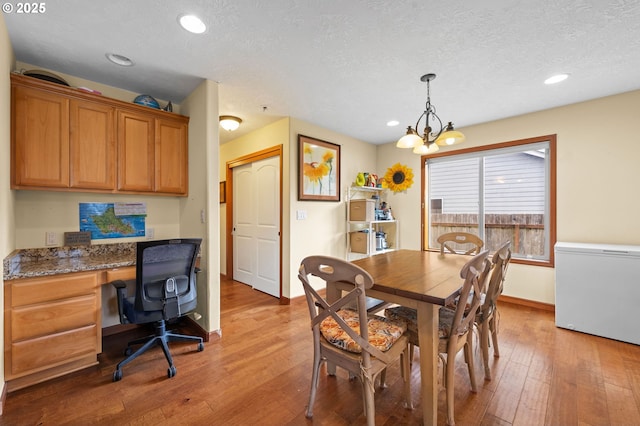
298,134,341,201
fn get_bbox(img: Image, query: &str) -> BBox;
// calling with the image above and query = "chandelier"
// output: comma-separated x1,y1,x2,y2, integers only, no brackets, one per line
397,73,465,154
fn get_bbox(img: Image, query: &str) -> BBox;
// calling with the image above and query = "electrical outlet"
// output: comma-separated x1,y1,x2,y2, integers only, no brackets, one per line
146,228,155,240
45,232,58,246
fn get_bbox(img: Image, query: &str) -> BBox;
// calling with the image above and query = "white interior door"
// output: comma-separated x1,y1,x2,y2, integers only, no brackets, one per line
232,156,280,297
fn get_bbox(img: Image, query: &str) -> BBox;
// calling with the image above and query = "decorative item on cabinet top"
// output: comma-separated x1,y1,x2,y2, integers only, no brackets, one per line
132,95,173,112
354,172,380,188
22,69,69,86
133,94,160,109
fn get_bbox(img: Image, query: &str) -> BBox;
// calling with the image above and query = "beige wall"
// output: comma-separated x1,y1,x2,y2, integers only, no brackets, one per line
381,89,640,305
180,79,220,333
219,117,290,286
288,118,377,298
0,12,15,399
219,117,378,299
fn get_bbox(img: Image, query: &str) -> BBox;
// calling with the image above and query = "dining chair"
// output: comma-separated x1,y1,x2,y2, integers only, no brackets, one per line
385,249,489,426
298,255,412,426
437,232,484,255
476,240,512,380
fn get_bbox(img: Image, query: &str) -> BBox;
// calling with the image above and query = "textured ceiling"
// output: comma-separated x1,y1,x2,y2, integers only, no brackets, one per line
4,0,640,144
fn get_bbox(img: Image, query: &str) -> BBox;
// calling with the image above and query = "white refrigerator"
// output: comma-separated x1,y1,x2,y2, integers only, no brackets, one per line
555,241,640,345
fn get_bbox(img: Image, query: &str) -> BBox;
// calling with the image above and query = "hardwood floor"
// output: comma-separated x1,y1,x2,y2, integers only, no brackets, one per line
2,276,640,425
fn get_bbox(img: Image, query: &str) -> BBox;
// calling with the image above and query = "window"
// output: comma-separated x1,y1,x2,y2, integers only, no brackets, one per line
424,135,556,266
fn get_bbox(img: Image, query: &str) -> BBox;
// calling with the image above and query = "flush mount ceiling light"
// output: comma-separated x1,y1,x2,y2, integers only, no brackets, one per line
397,73,465,154
105,53,134,67
544,73,569,85
219,115,242,131
178,14,206,34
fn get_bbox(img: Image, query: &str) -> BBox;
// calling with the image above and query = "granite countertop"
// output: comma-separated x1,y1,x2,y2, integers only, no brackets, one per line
3,243,136,280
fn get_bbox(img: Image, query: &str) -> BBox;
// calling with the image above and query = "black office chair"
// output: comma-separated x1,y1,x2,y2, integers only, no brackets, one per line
112,238,204,382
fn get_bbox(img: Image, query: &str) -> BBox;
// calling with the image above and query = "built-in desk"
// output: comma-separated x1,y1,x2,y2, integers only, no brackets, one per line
3,244,136,391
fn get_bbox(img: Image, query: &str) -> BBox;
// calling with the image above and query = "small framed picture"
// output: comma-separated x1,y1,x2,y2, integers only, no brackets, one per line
298,134,341,201
220,181,226,203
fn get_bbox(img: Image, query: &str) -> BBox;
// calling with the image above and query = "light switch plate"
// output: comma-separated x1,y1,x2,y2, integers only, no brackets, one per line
45,232,58,246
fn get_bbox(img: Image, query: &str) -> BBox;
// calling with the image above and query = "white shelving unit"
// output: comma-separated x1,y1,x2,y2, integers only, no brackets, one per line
346,186,398,260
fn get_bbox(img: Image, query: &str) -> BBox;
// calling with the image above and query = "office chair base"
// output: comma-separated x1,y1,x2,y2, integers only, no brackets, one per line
112,320,204,382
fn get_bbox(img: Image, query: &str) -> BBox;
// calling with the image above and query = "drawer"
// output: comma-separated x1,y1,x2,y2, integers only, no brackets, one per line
10,325,97,376
11,295,97,341
104,266,135,283
10,272,97,307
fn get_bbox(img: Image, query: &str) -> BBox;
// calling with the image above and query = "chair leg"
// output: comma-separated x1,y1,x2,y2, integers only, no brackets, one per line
379,368,387,388
305,352,322,418
490,316,500,358
444,355,456,426
401,347,413,409
465,333,478,393
481,320,492,381
363,373,376,426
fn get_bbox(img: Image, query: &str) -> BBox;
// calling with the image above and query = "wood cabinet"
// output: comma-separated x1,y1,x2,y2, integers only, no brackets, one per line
10,73,189,196
12,84,70,188
70,99,116,189
155,117,189,194
117,111,188,194
4,272,100,391
117,110,155,192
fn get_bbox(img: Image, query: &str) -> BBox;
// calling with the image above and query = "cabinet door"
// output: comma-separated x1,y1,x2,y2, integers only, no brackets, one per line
12,85,70,188
155,117,188,194
117,110,154,192
70,100,116,189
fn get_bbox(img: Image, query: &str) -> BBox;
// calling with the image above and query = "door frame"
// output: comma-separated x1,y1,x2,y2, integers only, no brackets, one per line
225,145,286,303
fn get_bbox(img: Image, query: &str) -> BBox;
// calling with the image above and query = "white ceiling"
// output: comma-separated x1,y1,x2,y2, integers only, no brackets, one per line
5,0,640,145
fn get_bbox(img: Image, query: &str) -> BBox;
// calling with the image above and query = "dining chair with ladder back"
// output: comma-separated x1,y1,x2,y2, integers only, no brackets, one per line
437,232,484,255
476,240,512,381
299,255,412,426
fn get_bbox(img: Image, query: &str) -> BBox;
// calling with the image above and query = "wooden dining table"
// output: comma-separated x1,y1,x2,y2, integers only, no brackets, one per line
326,249,471,426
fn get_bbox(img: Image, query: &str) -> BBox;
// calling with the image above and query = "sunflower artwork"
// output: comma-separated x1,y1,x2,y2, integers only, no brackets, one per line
382,163,414,193
298,135,341,201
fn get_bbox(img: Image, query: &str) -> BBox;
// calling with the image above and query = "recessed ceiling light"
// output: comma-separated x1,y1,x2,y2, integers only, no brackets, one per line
105,53,134,67
178,14,206,34
387,120,399,127
544,73,569,85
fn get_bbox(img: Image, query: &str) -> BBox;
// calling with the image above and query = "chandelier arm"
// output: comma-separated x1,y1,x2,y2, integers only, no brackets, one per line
428,110,444,141
414,111,426,134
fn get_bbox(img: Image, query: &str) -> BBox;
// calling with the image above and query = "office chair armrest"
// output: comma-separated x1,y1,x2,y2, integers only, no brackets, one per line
112,279,128,290
112,279,130,324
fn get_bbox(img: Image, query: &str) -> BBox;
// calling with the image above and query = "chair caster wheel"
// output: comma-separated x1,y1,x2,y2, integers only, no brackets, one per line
197,342,204,352
168,366,177,378
113,370,123,382
124,347,133,356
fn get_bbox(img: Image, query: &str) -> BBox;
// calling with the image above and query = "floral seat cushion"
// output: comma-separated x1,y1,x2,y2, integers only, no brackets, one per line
385,305,457,339
319,309,406,353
